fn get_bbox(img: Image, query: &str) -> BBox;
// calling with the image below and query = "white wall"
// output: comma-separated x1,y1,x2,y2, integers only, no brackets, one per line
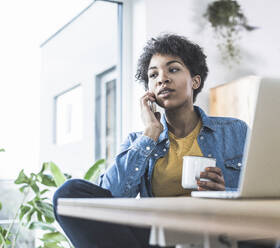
131,0,280,119
0,0,94,180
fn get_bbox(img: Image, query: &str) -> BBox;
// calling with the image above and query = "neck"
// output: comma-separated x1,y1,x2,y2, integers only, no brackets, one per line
165,103,199,138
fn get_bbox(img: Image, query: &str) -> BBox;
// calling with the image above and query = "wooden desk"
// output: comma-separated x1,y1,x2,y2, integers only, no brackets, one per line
58,197,280,247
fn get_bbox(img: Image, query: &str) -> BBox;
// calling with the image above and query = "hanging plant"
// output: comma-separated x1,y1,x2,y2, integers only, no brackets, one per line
204,0,257,65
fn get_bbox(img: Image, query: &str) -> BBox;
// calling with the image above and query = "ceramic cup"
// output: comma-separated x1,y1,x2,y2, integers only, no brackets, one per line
181,156,216,189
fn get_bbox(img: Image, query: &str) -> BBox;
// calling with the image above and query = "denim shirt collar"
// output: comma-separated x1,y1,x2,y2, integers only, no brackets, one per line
157,105,216,144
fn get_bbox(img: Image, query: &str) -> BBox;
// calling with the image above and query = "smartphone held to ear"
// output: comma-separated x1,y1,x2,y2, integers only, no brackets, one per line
148,100,157,113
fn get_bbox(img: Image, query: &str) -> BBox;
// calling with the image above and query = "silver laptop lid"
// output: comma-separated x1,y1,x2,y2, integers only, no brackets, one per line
239,78,280,198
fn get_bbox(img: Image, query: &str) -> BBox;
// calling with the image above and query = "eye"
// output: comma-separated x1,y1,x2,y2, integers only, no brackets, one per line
149,72,158,79
169,67,179,73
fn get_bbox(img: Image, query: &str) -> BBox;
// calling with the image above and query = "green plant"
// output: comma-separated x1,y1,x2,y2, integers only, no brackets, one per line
0,149,10,248
204,0,257,65
0,158,105,248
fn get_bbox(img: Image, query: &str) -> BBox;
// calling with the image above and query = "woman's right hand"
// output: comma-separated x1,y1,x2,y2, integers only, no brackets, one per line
140,91,163,142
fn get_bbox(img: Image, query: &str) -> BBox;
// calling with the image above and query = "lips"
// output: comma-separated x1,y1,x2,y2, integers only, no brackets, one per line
158,87,175,96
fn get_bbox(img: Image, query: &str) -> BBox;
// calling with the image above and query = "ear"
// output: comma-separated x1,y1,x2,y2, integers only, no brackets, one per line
192,75,201,90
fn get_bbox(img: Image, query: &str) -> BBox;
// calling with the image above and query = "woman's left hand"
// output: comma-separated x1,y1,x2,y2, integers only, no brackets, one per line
197,167,225,191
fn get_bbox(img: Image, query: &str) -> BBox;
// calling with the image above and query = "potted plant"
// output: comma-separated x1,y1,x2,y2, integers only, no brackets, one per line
204,0,257,65
0,152,105,248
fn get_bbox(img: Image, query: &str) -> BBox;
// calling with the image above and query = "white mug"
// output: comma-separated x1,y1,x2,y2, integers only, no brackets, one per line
182,156,216,189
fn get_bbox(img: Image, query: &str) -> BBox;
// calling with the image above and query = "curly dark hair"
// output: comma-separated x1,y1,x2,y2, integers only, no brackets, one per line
135,34,209,102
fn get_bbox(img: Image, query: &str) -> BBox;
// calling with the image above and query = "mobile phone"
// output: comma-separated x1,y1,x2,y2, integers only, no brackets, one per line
148,100,157,113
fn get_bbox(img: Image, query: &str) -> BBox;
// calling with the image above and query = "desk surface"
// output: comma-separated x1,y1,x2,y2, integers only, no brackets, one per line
58,197,280,240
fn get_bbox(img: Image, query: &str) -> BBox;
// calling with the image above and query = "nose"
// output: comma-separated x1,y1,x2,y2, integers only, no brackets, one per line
157,72,170,86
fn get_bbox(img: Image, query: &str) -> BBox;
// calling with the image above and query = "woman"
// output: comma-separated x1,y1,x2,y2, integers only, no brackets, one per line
53,34,248,248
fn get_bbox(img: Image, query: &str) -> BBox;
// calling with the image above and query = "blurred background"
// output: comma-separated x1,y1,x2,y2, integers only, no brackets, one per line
0,0,280,246
0,0,93,179
1,0,280,180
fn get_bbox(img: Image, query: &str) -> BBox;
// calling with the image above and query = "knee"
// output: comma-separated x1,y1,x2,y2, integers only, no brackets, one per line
52,179,112,208
53,179,84,209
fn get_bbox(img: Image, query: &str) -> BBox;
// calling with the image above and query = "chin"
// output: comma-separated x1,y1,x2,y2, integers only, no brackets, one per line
160,103,178,110
161,100,190,111
157,100,169,109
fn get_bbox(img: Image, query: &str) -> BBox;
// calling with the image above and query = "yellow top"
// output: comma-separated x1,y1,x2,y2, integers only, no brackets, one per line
152,119,203,197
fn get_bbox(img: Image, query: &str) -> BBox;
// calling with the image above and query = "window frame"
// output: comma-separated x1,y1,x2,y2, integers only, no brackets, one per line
95,66,117,163
93,0,133,161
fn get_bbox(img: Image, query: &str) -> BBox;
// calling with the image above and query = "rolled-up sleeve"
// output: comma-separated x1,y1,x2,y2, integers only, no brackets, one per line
98,133,157,197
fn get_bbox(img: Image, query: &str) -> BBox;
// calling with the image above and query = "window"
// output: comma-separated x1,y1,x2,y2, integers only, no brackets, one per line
54,85,83,145
95,67,117,167
40,0,127,176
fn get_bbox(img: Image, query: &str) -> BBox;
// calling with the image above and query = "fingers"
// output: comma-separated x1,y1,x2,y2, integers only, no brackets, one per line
197,180,225,191
197,166,225,191
197,186,208,191
200,171,224,184
140,92,156,107
140,92,162,131
205,167,222,176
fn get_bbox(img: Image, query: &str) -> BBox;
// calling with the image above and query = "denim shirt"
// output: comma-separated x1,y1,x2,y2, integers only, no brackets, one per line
98,106,248,197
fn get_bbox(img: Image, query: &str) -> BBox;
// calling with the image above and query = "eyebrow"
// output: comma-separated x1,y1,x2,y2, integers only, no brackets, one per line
148,60,183,70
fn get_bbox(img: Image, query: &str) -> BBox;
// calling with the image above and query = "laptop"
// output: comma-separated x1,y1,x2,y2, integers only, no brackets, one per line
191,77,280,199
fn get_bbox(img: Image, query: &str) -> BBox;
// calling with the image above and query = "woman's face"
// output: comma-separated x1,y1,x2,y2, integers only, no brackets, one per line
147,53,200,110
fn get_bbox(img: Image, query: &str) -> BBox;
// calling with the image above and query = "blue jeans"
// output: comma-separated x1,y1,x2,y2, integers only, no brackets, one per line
53,179,162,248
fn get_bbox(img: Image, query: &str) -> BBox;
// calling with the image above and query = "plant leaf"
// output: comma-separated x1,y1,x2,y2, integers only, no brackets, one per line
39,162,49,174
0,227,11,247
0,148,5,152
0,234,6,247
40,189,50,195
31,182,40,194
0,202,2,210
26,209,35,222
44,216,55,224
14,170,29,184
29,222,56,232
37,211,43,222
20,205,31,220
0,229,5,245
63,173,72,180
48,162,66,187
19,184,29,193
84,159,105,181
27,199,35,207
41,232,67,243
41,242,63,248
35,201,55,223
40,174,57,187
